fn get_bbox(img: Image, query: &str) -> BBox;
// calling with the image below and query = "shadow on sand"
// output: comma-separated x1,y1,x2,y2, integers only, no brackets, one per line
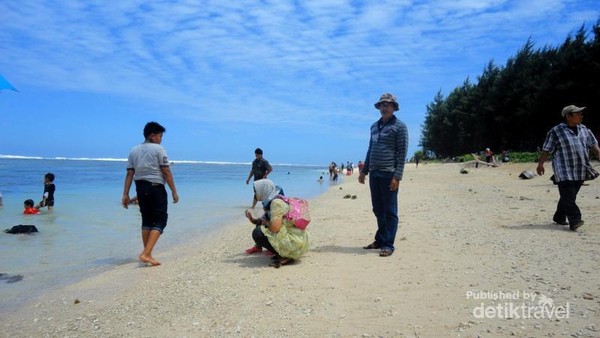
223,253,289,268
311,244,372,255
500,223,576,232
224,245,376,268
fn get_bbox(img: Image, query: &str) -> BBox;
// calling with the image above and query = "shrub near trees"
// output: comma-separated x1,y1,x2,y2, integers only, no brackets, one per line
420,19,600,159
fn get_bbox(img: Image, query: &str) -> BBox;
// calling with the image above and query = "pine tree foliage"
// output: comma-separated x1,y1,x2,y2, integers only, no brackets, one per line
420,19,600,158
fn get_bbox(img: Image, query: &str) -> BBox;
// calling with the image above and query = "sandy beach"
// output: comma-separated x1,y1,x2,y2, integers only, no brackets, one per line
1,162,599,337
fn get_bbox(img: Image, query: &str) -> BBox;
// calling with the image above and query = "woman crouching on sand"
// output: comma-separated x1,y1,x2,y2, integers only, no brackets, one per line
245,179,309,268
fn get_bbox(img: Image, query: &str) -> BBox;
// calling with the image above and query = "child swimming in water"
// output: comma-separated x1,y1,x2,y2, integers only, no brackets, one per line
23,199,40,215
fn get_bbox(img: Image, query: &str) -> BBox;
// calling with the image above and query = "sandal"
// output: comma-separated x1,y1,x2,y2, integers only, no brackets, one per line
379,249,394,257
269,257,294,268
279,258,294,266
363,242,380,250
245,246,262,255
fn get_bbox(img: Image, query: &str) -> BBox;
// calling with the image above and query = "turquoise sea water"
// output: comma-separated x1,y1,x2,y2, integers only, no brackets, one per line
0,157,335,310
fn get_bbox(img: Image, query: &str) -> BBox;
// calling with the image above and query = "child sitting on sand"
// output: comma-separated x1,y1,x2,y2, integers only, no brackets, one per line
23,199,40,215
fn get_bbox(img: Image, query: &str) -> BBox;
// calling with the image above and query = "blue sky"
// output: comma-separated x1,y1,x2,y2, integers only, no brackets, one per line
1,1,598,165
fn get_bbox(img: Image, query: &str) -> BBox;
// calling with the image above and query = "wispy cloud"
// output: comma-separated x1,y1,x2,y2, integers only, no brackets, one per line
1,1,598,162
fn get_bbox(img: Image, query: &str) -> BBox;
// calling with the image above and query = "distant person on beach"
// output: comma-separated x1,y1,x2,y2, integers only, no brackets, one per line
245,179,308,268
484,148,492,162
245,148,272,209
0,191,3,207
414,154,420,167
35,173,55,211
537,105,600,231
329,161,337,180
358,93,408,257
122,121,179,266
484,148,496,165
23,199,40,215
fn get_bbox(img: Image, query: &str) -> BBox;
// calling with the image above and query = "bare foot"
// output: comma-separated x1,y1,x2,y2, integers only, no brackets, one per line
139,254,161,266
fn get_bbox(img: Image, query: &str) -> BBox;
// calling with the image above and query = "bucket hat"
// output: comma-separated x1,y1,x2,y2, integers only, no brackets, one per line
374,93,399,111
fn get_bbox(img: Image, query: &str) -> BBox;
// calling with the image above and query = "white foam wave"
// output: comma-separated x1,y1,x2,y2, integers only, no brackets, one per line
0,154,324,167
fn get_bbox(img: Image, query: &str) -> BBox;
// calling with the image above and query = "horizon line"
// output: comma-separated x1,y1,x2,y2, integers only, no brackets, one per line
0,154,325,167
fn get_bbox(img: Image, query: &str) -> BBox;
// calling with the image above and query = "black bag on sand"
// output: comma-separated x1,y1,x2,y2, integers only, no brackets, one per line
4,225,38,234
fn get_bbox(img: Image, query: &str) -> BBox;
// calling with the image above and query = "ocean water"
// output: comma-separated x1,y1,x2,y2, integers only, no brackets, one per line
0,157,335,310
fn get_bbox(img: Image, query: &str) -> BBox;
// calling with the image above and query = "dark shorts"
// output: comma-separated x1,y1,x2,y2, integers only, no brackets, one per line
39,200,55,207
135,180,168,234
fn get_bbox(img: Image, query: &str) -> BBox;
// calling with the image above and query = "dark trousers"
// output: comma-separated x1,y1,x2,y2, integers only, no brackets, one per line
369,173,399,250
555,180,583,225
252,226,277,254
135,180,168,232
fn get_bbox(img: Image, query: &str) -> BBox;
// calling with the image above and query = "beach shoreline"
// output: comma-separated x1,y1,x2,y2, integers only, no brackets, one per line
2,163,599,337
0,158,330,314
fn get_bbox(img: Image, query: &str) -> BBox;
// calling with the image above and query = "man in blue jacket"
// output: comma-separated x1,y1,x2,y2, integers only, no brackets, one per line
359,93,408,257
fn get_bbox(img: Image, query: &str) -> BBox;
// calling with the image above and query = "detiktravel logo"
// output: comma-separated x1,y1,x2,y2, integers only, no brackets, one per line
466,290,570,320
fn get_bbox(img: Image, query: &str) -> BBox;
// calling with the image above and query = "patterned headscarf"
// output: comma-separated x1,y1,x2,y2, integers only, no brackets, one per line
253,179,280,206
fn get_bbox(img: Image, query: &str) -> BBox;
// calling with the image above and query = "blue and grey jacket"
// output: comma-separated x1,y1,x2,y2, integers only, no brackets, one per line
362,115,408,180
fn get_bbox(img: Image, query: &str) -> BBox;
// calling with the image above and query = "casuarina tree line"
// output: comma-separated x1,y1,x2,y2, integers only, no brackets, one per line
420,18,600,159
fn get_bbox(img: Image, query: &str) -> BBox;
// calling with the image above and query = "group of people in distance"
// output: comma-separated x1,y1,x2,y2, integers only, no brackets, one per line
328,161,357,180
118,93,598,269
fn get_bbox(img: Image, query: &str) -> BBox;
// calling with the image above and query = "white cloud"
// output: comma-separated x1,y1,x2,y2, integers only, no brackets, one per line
1,0,598,161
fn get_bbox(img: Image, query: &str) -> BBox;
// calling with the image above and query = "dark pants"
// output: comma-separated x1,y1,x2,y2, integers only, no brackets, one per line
369,173,399,250
135,180,168,233
555,180,583,225
252,226,277,254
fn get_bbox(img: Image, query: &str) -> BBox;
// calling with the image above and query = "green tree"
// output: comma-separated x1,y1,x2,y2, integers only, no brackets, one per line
420,18,600,157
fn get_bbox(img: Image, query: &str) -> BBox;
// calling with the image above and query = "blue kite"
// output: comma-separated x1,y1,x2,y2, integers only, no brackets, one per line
0,73,18,92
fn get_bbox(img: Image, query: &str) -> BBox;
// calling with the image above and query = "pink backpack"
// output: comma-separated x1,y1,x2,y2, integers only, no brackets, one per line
277,195,311,230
